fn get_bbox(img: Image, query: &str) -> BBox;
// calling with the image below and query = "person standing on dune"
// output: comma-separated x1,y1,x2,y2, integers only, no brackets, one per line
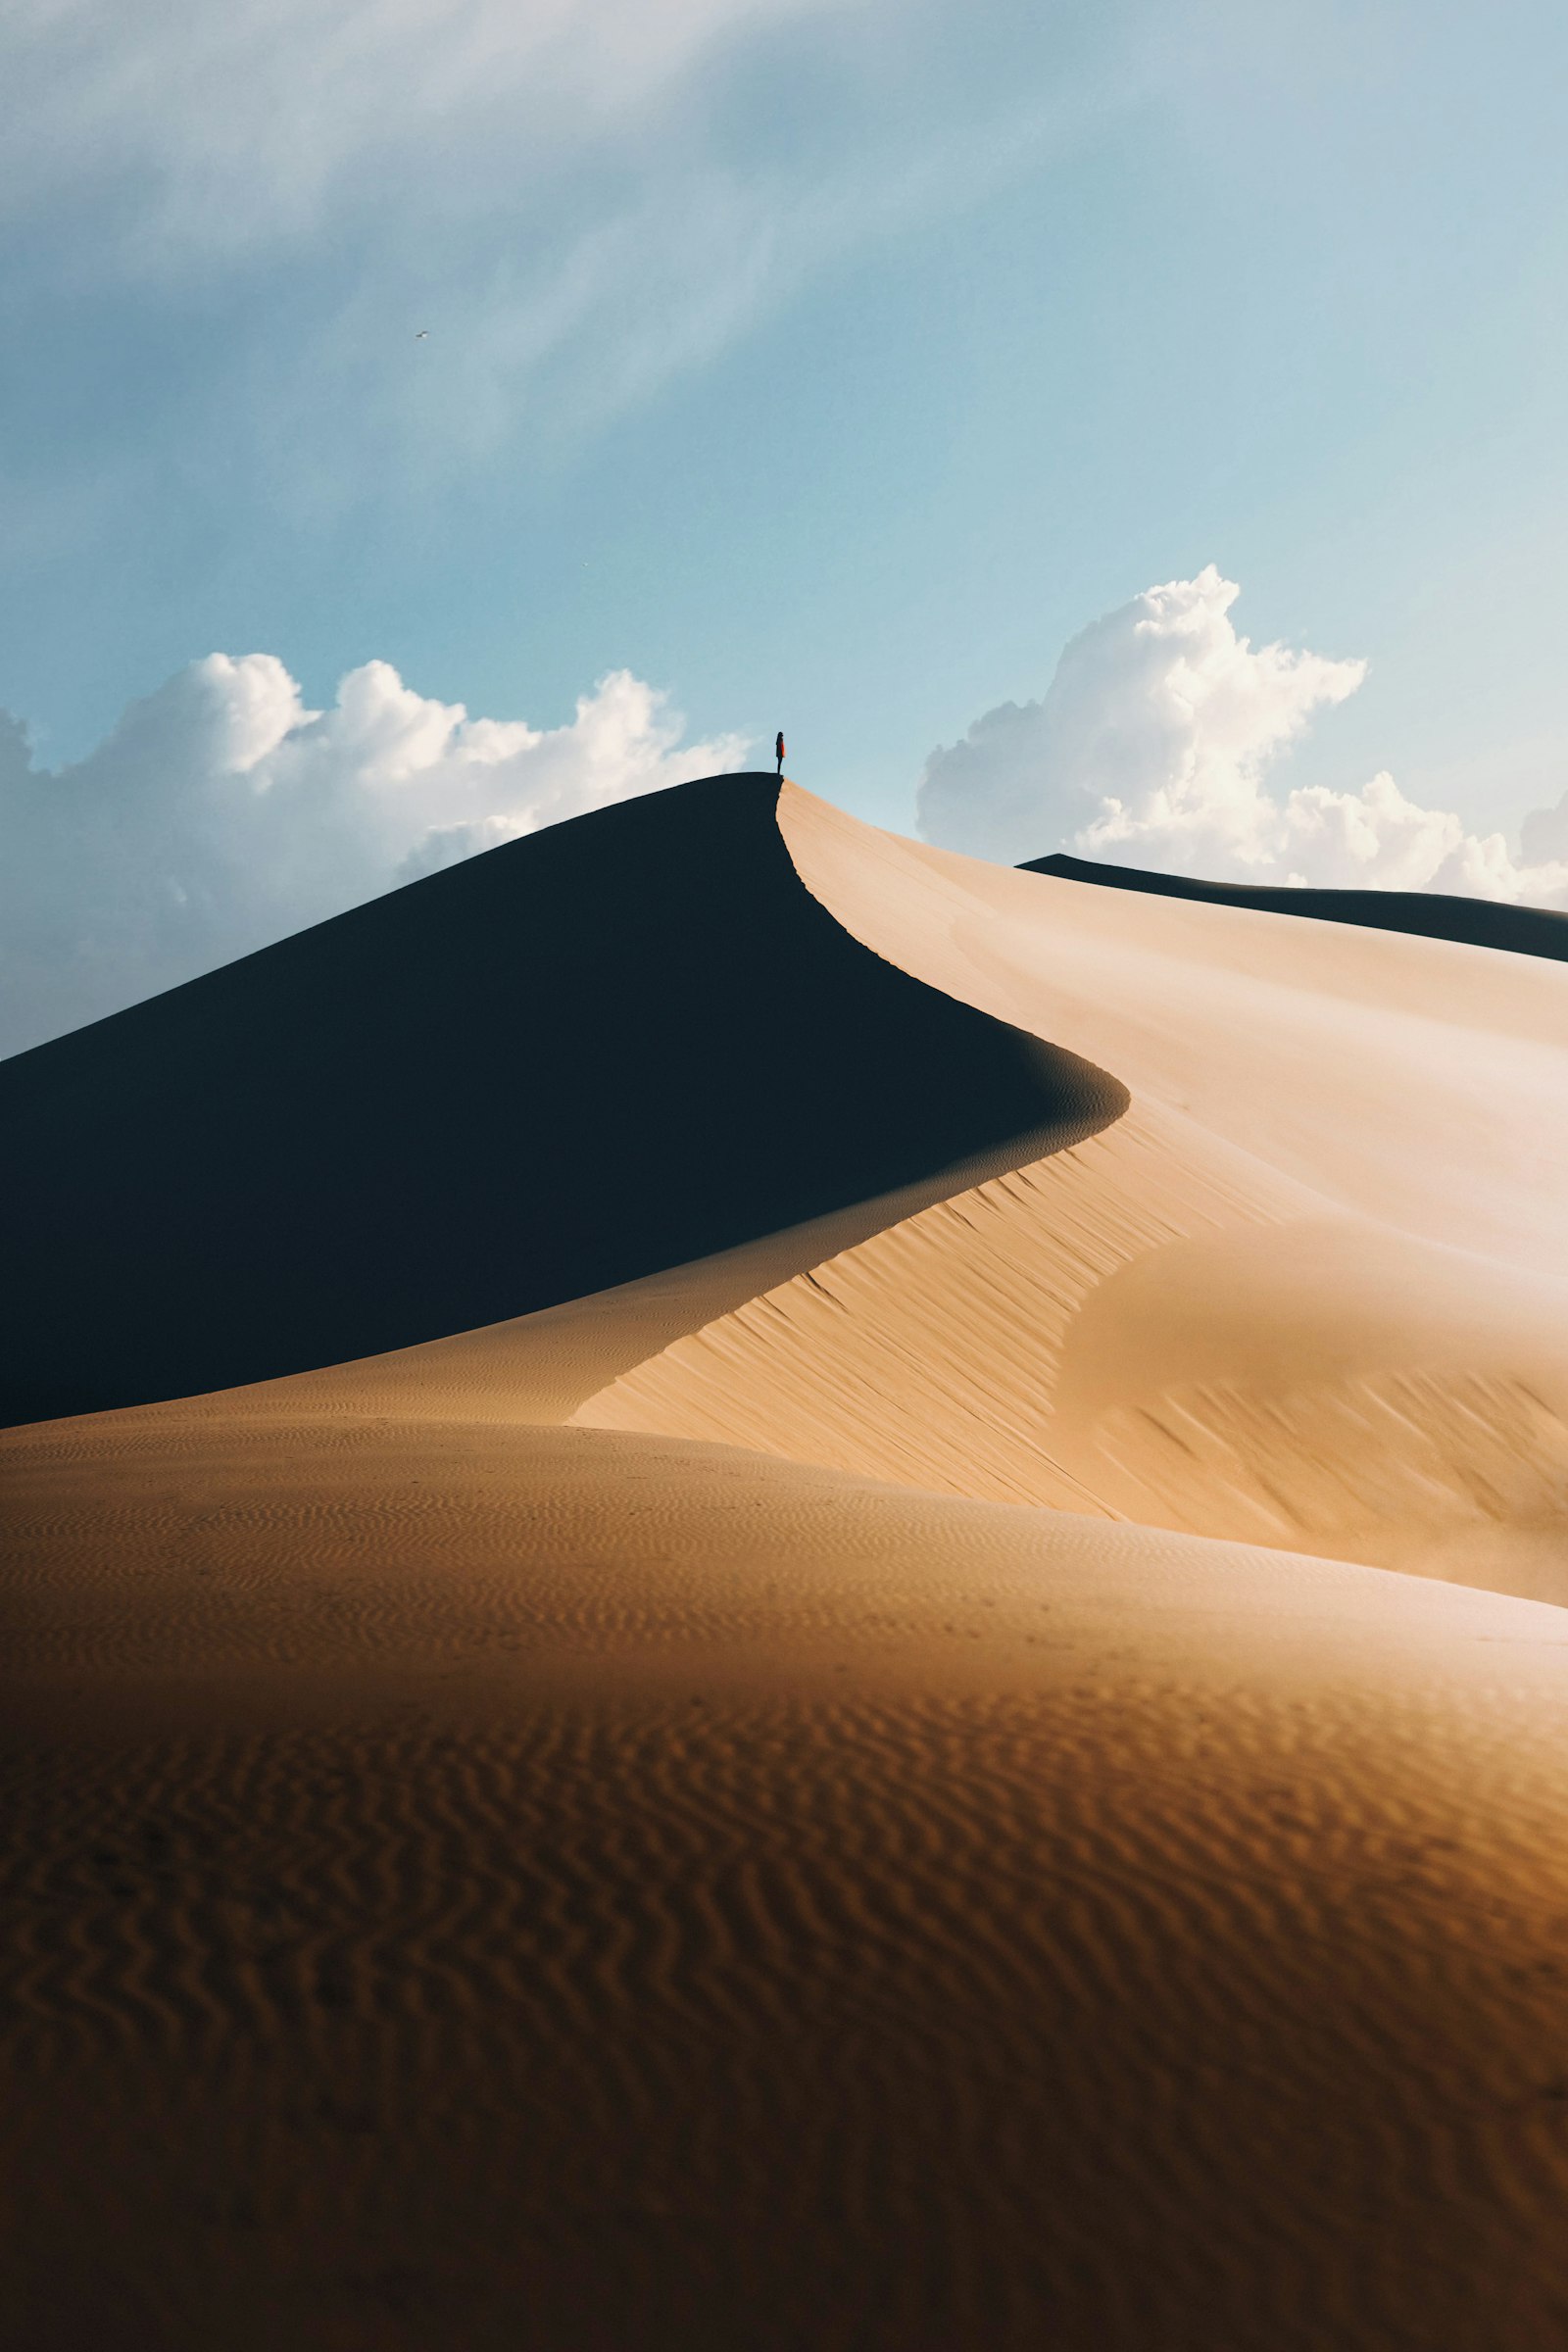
775,731,786,779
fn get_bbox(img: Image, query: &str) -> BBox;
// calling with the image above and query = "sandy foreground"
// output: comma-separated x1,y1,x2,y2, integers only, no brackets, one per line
5,776,1568,2349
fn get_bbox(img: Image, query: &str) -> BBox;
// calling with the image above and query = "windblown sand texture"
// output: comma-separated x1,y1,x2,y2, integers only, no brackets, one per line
589,786,1568,1593
5,775,1568,2351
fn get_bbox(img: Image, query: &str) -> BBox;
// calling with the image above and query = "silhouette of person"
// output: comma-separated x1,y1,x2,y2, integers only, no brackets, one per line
775,731,786,780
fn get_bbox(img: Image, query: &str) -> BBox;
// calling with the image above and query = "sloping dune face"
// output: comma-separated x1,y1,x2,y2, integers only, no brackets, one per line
0,775,1120,1426
583,786,1568,1594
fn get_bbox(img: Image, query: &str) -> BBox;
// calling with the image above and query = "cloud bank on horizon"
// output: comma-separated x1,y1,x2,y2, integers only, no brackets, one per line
0,659,743,1058
918,567,1568,905
6,564,1567,1061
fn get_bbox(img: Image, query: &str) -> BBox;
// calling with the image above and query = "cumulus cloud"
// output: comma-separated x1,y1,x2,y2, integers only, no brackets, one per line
917,565,1568,906
0,656,746,1058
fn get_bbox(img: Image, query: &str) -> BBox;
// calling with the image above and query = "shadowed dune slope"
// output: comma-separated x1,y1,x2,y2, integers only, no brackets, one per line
1024,849,1568,961
6,1412,1568,2350
0,774,1121,1427
101,1131,1091,1435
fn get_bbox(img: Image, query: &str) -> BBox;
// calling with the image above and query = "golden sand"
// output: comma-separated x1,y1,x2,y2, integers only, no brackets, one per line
586,788,1568,1594
5,775,1568,2349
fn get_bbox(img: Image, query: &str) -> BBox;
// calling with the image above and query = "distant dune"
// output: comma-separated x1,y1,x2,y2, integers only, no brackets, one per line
1024,847,1568,961
0,775,1118,1425
6,773,1568,2351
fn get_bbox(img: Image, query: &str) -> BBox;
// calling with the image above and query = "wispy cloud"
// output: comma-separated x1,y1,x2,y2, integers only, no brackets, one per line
0,0,1155,514
1,0,838,261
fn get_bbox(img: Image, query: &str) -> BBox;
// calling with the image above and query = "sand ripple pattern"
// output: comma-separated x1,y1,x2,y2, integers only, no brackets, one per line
8,1421,1568,2348
579,1105,1302,1501
9,1686,1568,2352
580,1104,1568,1592
1084,1369,1568,1582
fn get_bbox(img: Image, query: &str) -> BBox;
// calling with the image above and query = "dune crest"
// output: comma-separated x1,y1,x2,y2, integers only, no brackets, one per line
780,784,1568,1268
577,786,1568,1593
0,775,1120,1427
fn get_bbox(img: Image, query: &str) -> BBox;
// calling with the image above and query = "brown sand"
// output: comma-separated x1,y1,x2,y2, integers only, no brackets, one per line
8,1407,1568,2351
6,773,1568,2349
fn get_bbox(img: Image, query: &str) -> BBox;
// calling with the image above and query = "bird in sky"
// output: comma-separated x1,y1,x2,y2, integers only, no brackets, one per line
415,329,429,341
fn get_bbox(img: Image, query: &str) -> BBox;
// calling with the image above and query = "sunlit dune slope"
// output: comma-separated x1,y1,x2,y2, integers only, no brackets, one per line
584,785,1568,1592
0,773,1120,1427
1026,847,1568,962
785,788,1568,1266
7,1408,1568,2351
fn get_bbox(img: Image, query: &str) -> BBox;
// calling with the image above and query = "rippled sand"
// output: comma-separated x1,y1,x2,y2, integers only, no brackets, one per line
5,774,1568,2349
8,1414,1568,2350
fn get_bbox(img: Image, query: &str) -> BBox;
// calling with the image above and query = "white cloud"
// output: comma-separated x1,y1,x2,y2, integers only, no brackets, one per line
0,654,746,1058
1520,788,1568,871
917,564,1568,907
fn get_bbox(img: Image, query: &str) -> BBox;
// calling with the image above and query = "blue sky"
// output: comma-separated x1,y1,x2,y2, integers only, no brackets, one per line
3,0,1568,1048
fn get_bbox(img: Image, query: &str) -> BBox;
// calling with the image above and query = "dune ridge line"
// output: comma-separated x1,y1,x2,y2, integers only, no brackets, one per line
575,786,1568,1596
0,773,1123,1426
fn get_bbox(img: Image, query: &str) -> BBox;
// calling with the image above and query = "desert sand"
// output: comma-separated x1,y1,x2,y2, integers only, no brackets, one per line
589,786,1568,1592
5,773,1568,2350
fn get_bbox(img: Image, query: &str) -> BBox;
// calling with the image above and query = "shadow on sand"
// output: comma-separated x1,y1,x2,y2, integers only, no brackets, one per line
2,775,1123,1424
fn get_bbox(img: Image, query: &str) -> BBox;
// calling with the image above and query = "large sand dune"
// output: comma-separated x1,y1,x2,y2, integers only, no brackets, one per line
0,774,1116,1426
585,785,1568,1593
5,771,1568,2350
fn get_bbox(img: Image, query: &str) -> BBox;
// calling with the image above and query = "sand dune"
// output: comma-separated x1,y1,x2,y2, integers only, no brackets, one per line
583,785,1568,1592
108,1116,1125,1436
784,785,1568,1267
6,769,1568,2349
0,774,1117,1426
584,1101,1300,1509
